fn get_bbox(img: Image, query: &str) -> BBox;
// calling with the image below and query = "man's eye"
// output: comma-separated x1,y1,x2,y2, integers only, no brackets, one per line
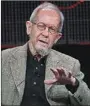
50,27,56,32
38,24,45,29
39,24,44,27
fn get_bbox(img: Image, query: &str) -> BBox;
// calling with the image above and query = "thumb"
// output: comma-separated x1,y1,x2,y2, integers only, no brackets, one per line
44,79,57,85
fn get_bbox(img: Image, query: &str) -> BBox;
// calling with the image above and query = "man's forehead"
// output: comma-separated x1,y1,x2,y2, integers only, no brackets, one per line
36,9,60,26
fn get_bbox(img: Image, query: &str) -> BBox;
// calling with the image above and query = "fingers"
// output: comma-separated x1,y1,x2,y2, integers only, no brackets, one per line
50,68,59,78
45,67,73,85
44,78,57,85
57,68,67,77
57,68,63,76
68,71,72,78
51,67,72,79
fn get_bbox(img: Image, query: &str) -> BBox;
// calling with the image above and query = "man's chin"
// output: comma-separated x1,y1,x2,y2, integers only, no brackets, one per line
35,46,51,57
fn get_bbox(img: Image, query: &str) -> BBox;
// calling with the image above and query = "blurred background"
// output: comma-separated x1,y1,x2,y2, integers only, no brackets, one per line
1,1,90,87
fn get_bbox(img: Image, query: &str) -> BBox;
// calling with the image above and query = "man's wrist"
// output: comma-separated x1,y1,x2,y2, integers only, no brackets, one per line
66,78,79,93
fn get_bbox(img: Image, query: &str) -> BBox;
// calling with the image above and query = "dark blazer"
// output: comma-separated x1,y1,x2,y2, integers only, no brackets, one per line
2,43,90,106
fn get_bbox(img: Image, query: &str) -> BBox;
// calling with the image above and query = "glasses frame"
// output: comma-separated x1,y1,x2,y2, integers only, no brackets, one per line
32,21,60,35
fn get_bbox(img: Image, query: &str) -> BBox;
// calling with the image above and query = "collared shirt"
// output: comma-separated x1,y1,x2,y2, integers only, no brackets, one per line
20,46,50,106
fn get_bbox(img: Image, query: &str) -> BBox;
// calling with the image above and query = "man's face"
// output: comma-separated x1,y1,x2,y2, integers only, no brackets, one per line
26,9,62,56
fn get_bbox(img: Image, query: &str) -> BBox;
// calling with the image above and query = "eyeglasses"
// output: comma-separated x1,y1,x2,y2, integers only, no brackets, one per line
32,22,60,34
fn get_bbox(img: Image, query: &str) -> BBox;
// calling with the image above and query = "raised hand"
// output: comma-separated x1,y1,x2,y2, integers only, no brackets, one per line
44,67,76,86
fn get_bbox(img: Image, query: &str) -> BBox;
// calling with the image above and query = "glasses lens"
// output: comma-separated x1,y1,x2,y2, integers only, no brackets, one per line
49,27,57,34
37,23,46,31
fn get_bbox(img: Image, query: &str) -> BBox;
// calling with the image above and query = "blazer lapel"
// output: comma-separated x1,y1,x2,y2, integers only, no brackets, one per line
10,43,27,102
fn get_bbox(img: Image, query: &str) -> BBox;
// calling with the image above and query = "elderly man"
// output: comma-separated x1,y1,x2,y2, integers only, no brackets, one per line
2,2,90,106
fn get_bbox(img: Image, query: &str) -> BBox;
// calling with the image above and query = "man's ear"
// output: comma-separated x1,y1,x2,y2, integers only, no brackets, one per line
54,33,62,43
26,21,32,35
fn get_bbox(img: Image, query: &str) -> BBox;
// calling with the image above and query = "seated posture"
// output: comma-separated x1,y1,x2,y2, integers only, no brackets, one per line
2,2,90,106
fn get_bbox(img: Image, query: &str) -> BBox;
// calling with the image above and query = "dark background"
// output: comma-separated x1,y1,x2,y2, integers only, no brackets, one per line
1,1,90,88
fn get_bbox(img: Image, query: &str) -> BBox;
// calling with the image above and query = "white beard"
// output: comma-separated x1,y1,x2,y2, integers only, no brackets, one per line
29,41,52,57
35,45,51,57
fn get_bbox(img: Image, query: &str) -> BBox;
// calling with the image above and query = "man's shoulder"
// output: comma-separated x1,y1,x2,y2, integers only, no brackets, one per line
50,49,78,62
2,46,22,56
46,49,80,71
2,44,27,63
2,43,27,57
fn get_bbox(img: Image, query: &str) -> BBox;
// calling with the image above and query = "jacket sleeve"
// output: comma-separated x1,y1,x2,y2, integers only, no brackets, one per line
69,59,90,106
1,49,15,105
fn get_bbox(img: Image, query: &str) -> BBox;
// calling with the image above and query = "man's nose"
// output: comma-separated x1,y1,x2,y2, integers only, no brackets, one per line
42,27,49,38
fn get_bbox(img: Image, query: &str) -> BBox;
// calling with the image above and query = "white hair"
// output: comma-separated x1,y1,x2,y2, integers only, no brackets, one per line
30,2,64,33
